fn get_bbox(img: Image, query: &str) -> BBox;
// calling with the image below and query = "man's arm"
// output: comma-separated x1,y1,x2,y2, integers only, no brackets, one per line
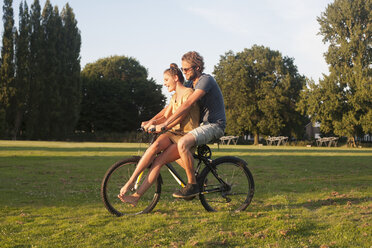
155,115,186,132
159,89,205,130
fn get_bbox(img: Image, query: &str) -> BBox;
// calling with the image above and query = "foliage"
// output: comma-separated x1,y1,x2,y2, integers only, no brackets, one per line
214,45,307,144
26,0,43,139
78,56,165,133
298,0,372,139
57,3,82,138
0,0,81,140
0,0,15,136
0,141,371,247
11,1,31,139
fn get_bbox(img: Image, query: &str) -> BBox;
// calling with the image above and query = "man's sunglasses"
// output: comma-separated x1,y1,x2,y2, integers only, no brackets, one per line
181,67,194,73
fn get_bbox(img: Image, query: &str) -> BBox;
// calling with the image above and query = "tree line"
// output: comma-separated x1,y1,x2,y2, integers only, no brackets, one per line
298,0,371,145
216,0,371,145
0,0,81,140
0,0,166,141
1,0,370,144
77,56,166,137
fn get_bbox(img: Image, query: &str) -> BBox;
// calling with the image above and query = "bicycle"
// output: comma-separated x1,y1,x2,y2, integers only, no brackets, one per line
101,130,255,216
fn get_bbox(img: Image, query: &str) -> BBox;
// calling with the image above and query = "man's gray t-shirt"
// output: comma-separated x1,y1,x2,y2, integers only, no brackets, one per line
184,74,226,130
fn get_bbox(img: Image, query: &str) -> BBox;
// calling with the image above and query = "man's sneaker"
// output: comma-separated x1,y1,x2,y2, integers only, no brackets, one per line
172,183,199,199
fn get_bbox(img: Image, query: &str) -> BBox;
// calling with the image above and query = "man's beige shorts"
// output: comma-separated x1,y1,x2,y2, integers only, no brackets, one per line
189,123,224,146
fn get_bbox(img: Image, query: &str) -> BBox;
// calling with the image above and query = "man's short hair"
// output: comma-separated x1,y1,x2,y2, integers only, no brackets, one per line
182,51,205,73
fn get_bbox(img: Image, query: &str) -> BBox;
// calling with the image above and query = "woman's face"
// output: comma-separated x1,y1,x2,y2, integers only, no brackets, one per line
163,72,177,92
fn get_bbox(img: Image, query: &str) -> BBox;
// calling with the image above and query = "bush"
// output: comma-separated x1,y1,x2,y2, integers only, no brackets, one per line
70,131,147,143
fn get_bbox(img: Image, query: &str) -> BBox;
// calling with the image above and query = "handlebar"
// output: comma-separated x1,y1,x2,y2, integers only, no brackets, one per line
139,124,168,133
138,126,160,133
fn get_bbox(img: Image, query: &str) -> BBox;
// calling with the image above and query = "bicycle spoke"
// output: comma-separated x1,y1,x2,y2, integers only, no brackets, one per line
101,157,161,216
199,157,254,212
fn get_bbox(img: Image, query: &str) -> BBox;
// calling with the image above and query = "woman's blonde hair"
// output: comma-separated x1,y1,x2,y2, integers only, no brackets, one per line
164,63,184,83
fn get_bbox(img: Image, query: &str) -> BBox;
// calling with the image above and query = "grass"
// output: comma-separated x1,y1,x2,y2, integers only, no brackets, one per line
0,140,371,247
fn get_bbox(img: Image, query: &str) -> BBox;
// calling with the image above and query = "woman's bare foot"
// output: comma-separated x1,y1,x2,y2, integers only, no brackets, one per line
117,193,140,207
119,182,135,196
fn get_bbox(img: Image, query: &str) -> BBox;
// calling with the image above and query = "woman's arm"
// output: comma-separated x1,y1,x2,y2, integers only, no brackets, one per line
152,101,187,132
142,105,169,129
158,89,205,130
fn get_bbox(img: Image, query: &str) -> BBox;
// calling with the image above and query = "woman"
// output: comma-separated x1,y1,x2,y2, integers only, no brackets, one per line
118,63,199,206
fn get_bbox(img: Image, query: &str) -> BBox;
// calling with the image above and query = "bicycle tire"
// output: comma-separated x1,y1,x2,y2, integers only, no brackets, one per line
101,156,162,216
198,156,254,212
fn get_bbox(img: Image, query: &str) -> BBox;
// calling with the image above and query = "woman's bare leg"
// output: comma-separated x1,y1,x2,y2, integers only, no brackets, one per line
118,134,172,197
120,144,180,206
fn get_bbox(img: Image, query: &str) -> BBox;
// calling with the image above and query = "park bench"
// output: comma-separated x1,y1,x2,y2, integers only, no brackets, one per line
316,137,339,147
219,136,239,145
266,136,288,146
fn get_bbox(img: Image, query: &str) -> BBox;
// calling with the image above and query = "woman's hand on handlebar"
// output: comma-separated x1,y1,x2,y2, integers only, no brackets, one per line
155,125,164,133
156,123,168,132
141,121,149,128
139,124,157,133
141,121,153,132
139,124,164,133
148,125,164,133
147,125,157,133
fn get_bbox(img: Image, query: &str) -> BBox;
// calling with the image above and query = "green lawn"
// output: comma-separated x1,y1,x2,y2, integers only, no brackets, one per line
0,140,371,247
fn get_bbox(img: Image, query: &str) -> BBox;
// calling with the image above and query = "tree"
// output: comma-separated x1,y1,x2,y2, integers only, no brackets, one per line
0,0,15,137
11,1,30,139
0,0,81,140
214,45,307,145
298,0,372,146
21,0,81,140
26,0,43,139
78,56,165,133
59,3,81,139
38,0,63,139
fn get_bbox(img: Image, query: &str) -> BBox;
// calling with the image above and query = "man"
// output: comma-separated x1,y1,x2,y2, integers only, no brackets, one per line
158,51,226,198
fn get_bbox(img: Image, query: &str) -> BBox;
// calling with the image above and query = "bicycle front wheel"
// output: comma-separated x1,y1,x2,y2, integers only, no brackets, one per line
199,156,254,212
101,156,161,216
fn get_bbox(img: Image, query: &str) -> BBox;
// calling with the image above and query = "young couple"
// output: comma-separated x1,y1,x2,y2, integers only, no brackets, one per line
118,51,226,206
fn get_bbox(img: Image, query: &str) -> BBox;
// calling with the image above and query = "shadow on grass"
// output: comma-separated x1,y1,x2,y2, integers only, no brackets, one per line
2,146,372,154
262,196,371,211
217,148,372,154
0,146,144,152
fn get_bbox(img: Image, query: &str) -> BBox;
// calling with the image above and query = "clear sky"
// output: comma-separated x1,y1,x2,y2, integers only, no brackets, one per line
2,0,333,100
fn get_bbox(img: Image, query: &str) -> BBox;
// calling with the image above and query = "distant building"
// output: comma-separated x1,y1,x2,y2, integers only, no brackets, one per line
358,134,371,143
305,122,321,139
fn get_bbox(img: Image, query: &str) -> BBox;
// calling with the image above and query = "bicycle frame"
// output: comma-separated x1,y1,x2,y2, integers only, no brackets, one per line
134,163,187,192
135,131,230,195
101,130,255,215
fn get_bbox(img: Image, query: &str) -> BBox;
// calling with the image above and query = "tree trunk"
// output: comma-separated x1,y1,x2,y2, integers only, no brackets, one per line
347,136,356,148
12,110,23,140
254,133,259,145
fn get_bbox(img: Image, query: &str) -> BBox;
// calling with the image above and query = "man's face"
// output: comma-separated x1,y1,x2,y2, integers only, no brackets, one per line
181,60,197,81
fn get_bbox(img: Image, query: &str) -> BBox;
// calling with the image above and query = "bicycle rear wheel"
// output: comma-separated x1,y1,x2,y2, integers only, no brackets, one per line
101,156,161,216
199,156,254,212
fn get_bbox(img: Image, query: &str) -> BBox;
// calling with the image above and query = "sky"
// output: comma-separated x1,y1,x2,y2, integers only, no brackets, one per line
2,0,333,100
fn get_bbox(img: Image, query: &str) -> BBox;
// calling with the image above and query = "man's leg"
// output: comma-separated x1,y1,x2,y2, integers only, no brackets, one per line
172,124,225,198
172,133,199,198
177,133,197,184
